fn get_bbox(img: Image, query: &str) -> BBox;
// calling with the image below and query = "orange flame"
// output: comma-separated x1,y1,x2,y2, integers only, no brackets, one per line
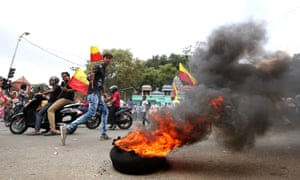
209,96,224,112
114,96,224,158
209,96,224,120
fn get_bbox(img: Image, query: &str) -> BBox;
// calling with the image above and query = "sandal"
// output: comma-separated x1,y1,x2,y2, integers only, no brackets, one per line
31,130,42,135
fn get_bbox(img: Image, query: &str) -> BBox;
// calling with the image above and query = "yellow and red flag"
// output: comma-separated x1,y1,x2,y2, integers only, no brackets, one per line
172,83,180,103
68,68,89,95
179,63,197,86
90,46,103,62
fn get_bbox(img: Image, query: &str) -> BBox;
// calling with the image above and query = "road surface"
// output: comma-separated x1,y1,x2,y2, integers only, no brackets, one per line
0,121,299,180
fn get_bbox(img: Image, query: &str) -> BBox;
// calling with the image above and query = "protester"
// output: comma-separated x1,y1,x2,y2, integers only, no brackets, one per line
18,84,29,105
44,72,75,136
60,52,113,145
31,76,61,135
131,104,137,121
141,95,150,126
108,85,120,130
0,104,4,122
127,98,133,110
0,87,8,122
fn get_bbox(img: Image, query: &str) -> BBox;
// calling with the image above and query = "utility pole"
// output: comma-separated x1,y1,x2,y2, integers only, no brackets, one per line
8,32,30,79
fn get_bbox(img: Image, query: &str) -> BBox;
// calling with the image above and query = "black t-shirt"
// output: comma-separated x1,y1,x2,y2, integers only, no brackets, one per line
48,84,62,103
60,81,74,101
88,63,106,94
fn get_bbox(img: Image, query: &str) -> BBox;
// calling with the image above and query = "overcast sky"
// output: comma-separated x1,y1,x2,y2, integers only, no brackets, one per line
1,0,300,84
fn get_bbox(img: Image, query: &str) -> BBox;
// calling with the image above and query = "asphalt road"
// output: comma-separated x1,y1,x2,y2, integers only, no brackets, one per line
0,121,299,180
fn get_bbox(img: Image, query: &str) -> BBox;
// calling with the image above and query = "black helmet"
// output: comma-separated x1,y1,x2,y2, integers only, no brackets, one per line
109,85,118,93
49,76,59,84
103,52,113,58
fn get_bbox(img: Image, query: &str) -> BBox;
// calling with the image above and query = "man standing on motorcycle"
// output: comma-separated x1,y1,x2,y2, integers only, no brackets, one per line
31,76,61,135
60,52,113,145
44,72,75,136
108,85,120,130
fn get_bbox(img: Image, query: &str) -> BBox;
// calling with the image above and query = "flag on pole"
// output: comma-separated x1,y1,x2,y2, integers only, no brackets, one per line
179,63,197,86
68,68,89,95
90,46,103,62
172,83,180,103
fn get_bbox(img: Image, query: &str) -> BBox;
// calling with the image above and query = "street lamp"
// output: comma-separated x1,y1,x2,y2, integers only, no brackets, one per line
8,32,30,79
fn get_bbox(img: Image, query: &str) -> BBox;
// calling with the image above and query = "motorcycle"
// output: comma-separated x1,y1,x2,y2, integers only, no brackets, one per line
107,106,133,129
9,94,80,134
61,105,133,130
4,100,25,127
61,105,102,129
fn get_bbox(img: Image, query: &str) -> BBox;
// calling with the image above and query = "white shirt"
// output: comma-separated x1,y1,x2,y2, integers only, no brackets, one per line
141,100,148,112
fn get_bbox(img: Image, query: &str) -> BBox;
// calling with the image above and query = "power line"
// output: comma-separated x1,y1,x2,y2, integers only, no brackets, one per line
269,5,300,24
22,37,86,67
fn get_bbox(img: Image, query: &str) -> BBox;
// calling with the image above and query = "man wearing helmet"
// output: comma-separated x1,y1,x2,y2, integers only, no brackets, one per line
108,85,120,130
44,72,75,136
31,76,62,135
60,52,113,144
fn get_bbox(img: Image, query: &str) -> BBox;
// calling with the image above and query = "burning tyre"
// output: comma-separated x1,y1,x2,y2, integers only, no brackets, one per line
109,104,218,175
110,144,167,175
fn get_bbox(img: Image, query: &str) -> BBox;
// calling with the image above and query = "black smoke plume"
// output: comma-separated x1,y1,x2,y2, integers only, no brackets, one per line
171,20,300,151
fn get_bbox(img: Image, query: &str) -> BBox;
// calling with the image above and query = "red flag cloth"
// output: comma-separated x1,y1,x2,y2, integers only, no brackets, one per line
0,91,8,104
90,46,103,62
68,68,89,95
179,63,197,86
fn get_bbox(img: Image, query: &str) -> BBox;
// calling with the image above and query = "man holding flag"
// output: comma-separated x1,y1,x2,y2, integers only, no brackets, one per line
61,49,113,145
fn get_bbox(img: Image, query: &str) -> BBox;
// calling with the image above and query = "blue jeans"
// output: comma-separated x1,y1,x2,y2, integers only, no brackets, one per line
35,102,53,130
66,93,108,135
142,111,149,125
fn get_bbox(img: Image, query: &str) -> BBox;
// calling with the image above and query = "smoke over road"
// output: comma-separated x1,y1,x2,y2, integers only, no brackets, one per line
174,20,300,151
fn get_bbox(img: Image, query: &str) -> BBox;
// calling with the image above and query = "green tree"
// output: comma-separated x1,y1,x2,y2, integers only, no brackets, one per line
168,53,189,68
141,67,160,88
145,55,168,68
158,63,177,88
141,64,177,90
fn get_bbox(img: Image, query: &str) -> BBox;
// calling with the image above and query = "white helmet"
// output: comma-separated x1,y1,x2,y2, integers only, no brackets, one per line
109,85,118,93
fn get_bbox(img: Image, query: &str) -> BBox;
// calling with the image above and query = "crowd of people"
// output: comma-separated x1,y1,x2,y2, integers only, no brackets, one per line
125,95,180,126
0,81,29,124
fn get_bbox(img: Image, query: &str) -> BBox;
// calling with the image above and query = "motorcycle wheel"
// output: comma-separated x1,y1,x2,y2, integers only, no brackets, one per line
86,116,101,129
117,112,133,129
9,115,28,134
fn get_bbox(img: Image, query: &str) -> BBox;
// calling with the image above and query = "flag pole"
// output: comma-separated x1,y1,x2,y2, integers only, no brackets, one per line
91,62,94,89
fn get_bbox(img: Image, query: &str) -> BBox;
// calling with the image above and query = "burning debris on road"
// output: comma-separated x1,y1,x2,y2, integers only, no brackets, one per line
110,20,300,174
